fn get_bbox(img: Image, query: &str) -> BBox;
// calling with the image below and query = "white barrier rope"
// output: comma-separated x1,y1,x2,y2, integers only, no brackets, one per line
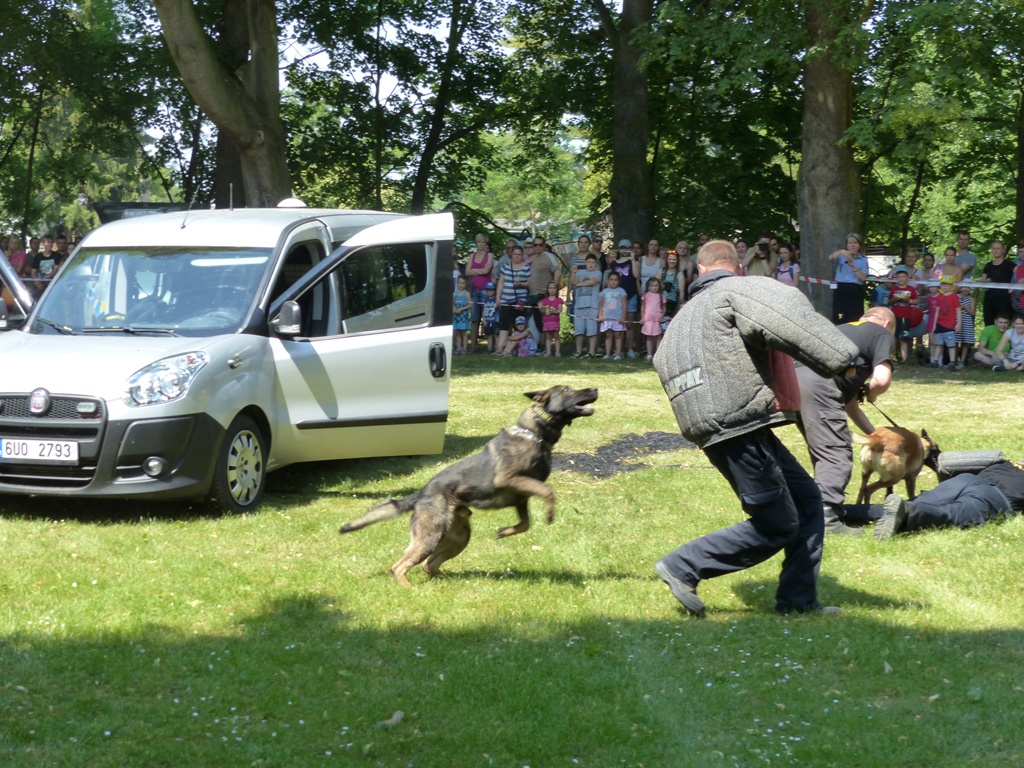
799,275,1024,291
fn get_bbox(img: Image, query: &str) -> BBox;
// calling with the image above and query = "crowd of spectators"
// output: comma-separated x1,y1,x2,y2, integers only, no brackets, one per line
2,231,79,299
455,228,1024,368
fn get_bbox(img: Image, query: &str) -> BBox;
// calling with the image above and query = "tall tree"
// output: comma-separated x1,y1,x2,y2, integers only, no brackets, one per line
153,0,291,207
592,0,655,243
798,0,870,315
508,0,656,243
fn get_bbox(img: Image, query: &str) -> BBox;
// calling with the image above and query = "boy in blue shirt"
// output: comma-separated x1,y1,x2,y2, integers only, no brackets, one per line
598,271,628,360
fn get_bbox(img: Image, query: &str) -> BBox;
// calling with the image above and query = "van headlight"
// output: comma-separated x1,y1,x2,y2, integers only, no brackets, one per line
124,352,210,406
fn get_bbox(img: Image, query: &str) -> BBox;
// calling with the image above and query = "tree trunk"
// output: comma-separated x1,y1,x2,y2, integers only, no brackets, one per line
899,161,926,254
1016,87,1024,244
798,0,861,318
154,0,291,207
603,0,654,244
212,0,250,208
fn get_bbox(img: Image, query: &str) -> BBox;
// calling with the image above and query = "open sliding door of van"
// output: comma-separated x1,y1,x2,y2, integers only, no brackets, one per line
267,212,453,467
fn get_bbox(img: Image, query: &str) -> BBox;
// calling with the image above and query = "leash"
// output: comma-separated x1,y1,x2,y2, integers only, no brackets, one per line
869,400,901,429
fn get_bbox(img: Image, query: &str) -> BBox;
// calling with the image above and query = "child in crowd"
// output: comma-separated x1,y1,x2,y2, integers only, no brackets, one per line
929,274,960,369
640,276,666,360
974,313,1010,367
887,266,919,362
482,282,499,353
924,282,940,364
539,281,564,357
992,314,1024,371
571,254,602,358
503,316,537,357
956,284,976,369
598,271,627,360
659,250,683,316
452,275,472,355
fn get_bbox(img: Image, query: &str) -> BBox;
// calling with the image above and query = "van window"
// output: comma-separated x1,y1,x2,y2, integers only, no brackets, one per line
340,243,430,333
31,247,272,336
290,243,431,338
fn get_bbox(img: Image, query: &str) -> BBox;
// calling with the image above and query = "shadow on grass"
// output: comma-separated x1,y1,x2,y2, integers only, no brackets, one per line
432,567,652,586
554,431,696,476
731,574,931,613
3,591,1023,767
450,353,656,378
0,496,228,525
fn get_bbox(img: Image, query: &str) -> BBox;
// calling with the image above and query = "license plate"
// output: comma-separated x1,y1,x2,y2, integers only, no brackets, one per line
0,438,79,463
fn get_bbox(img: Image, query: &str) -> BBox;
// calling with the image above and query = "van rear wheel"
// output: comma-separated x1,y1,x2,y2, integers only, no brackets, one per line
209,414,266,512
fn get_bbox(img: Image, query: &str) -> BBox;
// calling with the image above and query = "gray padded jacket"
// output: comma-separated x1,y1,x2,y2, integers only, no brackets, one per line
653,270,859,449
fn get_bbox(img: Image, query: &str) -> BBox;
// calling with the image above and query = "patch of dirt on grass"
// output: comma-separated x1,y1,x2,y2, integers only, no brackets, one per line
553,431,696,477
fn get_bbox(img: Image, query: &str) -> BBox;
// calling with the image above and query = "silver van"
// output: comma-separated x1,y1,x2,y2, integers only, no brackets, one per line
0,207,454,511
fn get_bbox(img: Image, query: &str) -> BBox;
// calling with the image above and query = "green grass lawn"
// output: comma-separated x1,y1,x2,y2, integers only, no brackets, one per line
2,355,1023,767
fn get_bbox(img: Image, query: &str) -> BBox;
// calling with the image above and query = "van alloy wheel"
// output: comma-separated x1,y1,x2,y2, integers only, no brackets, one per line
209,414,266,512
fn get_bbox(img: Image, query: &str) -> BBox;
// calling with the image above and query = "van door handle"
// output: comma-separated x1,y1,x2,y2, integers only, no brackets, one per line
429,342,447,378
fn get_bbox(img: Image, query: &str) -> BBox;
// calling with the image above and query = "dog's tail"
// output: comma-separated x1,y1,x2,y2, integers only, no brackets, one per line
339,493,418,534
851,433,879,448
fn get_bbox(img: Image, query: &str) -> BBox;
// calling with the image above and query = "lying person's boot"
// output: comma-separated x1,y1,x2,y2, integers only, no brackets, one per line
874,494,910,541
824,503,863,536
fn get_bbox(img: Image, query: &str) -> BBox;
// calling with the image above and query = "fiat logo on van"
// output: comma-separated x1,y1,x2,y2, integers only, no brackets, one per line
30,388,51,416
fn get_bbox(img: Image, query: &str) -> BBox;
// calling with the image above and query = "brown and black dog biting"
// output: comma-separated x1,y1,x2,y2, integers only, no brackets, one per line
852,426,940,504
339,385,598,586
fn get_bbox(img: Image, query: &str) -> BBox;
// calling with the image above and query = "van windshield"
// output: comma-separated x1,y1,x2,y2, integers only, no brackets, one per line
31,246,272,335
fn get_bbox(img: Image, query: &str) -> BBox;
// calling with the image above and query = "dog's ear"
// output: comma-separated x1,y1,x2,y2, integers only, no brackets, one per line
525,388,556,405
920,428,929,439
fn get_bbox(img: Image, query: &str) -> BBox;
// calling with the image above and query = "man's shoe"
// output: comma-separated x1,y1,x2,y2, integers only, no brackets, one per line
825,518,864,536
777,602,842,616
824,505,864,536
874,494,908,540
654,560,706,618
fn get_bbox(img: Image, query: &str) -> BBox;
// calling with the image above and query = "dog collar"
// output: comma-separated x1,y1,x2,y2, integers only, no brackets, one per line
529,405,554,423
507,425,540,441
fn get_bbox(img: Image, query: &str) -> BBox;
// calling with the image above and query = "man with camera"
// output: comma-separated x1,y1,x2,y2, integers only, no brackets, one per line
742,234,777,277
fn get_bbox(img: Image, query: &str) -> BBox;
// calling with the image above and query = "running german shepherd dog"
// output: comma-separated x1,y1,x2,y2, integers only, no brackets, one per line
852,426,940,504
339,385,598,586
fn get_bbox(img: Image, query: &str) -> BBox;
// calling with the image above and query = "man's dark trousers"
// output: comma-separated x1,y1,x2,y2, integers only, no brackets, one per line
795,365,850,508
660,427,824,612
904,473,1011,530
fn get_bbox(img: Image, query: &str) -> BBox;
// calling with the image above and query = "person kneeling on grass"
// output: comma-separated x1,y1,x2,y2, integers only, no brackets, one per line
973,313,1010,367
874,458,1024,540
990,313,1024,371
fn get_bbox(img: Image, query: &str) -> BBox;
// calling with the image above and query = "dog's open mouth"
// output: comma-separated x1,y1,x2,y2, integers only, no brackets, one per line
569,390,599,417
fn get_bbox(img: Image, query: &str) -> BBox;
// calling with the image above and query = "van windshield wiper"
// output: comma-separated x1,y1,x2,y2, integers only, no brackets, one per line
82,326,179,336
35,317,77,335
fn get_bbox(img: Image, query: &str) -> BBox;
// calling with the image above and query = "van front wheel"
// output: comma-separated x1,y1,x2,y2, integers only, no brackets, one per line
209,415,266,512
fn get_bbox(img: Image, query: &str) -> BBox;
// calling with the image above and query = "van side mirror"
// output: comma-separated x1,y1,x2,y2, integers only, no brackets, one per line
270,300,302,336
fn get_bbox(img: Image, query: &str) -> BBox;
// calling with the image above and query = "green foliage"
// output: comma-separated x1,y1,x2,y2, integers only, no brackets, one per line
457,131,591,241
649,0,806,241
281,0,511,212
849,0,1024,249
0,0,189,235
